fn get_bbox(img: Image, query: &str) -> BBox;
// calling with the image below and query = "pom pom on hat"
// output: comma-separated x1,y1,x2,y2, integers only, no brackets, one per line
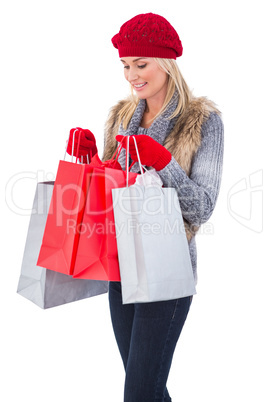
112,13,183,60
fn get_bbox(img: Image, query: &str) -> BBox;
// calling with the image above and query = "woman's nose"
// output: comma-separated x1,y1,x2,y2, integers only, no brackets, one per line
127,68,138,82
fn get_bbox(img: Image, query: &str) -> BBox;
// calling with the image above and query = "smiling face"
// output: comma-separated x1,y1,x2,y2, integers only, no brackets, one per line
121,57,169,102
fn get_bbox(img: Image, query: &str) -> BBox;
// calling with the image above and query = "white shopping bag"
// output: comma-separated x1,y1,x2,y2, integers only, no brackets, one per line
112,137,196,304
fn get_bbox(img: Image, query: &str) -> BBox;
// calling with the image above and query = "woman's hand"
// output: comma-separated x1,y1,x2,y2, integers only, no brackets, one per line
67,127,98,162
116,134,172,171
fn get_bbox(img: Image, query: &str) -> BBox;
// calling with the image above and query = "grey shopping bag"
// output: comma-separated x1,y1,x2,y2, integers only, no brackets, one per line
17,181,108,309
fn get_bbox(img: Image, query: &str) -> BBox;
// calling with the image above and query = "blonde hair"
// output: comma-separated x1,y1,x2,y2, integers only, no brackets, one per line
119,58,193,130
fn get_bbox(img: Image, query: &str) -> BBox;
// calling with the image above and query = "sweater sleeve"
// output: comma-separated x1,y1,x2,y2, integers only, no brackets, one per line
157,112,224,226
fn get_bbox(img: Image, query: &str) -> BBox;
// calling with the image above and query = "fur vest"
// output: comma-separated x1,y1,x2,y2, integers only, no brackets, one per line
102,96,221,240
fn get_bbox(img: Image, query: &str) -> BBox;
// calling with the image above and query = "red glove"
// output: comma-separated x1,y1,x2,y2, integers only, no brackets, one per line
116,135,172,171
67,127,98,163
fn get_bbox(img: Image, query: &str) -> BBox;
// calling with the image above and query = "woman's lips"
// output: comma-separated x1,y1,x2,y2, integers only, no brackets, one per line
133,82,148,91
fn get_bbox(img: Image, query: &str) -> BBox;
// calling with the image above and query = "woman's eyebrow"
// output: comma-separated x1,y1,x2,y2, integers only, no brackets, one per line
120,58,148,63
133,58,148,62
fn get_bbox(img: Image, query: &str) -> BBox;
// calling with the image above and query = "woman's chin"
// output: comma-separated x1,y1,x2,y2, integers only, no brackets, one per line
135,92,147,100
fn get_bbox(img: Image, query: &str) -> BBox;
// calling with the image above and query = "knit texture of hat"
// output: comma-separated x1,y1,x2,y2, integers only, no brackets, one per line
111,13,183,60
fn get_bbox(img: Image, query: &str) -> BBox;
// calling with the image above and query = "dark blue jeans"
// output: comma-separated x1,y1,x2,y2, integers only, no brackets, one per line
108,282,193,402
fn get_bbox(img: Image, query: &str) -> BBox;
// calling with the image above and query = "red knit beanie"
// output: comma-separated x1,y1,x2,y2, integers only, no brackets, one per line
111,13,183,60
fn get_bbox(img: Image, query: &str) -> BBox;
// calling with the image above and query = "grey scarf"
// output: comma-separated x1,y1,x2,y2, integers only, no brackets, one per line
118,91,179,172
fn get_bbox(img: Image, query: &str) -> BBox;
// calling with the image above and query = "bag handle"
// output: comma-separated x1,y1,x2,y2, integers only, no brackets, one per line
64,129,82,163
126,137,163,190
101,135,146,185
126,136,146,187
99,136,125,169
104,135,135,170
80,152,91,164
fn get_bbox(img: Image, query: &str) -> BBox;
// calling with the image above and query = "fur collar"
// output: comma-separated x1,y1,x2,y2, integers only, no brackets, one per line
103,96,220,175
102,96,221,240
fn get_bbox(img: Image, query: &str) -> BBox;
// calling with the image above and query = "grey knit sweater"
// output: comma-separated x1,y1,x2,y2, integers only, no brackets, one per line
117,94,224,283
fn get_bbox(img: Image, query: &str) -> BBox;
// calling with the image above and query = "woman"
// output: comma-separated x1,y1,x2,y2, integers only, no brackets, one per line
71,12,223,402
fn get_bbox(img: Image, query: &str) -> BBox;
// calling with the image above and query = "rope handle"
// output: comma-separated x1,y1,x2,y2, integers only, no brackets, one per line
126,136,146,187
64,129,82,164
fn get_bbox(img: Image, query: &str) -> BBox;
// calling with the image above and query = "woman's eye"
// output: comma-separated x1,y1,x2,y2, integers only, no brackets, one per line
123,64,146,70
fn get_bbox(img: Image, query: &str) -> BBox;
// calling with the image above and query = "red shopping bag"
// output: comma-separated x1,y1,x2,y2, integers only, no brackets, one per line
37,131,92,275
72,154,138,281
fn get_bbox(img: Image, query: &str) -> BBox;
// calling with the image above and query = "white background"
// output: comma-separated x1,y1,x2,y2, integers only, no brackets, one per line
1,0,267,401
